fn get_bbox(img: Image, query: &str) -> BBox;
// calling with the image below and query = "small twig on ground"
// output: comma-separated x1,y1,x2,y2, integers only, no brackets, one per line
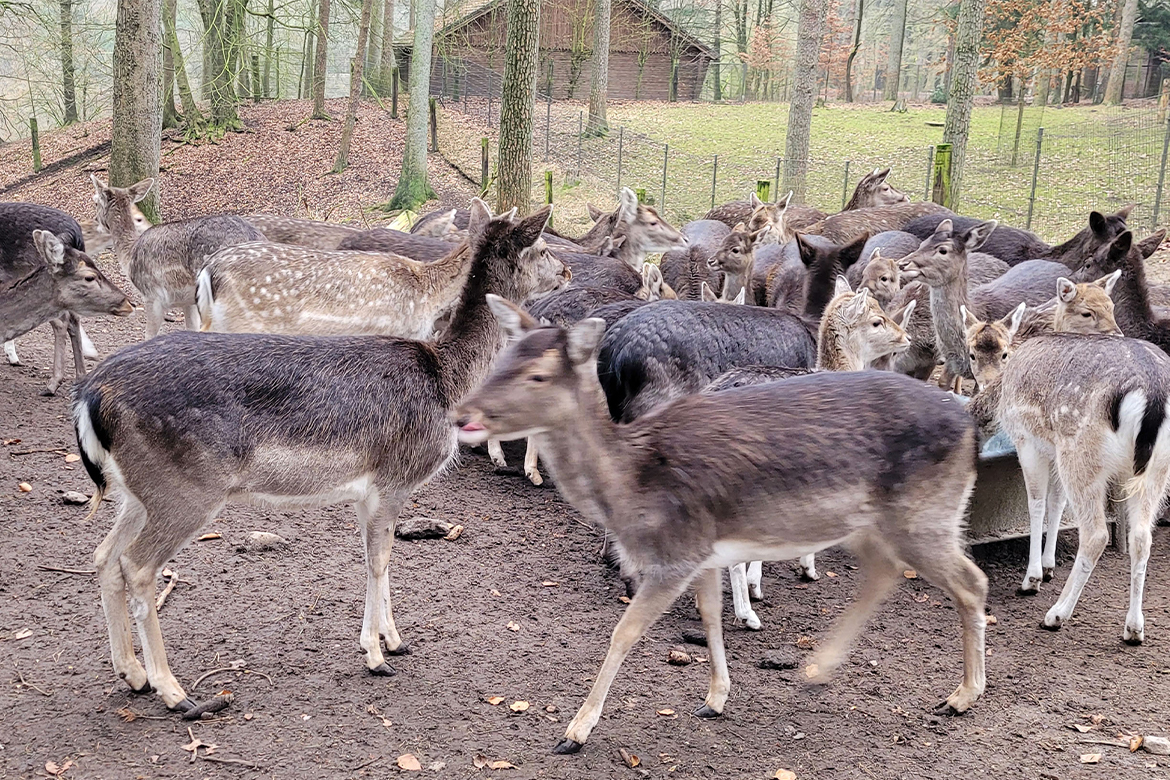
36,565,95,575
1078,736,1130,748
200,755,263,769
156,568,179,610
191,660,246,691
12,663,50,696
351,755,382,771
10,448,69,457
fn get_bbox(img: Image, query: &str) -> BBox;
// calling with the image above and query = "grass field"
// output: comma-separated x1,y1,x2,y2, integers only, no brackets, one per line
440,99,1169,243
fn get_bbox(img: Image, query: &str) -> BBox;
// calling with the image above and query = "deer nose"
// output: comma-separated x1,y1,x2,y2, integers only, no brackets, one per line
114,300,134,315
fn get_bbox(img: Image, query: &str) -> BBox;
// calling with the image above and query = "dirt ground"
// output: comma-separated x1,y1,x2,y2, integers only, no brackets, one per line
2,269,1170,780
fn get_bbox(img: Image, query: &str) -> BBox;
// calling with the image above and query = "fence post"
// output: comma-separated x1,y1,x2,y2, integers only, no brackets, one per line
481,136,490,191
616,126,624,196
661,143,668,210
924,146,934,201
774,157,781,203
545,170,554,228
635,188,647,203
576,111,583,180
429,97,438,153
755,180,770,202
545,86,551,162
1026,128,1044,230
930,143,952,208
711,154,718,210
840,160,852,210
29,117,42,173
1152,120,1170,231
391,67,399,119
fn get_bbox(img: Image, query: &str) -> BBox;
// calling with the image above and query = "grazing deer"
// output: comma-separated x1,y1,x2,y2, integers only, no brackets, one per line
196,235,569,339
74,201,554,713
725,278,915,628
969,334,1170,640
1070,230,1170,353
455,301,988,753
2,230,132,393
243,214,365,250
91,176,264,338
804,202,952,246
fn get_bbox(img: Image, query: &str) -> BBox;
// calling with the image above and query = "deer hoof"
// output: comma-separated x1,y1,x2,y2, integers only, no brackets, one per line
1042,567,1054,582
552,739,583,755
173,697,199,713
1017,580,1041,596
385,641,412,656
693,704,722,719
369,662,397,676
932,701,966,717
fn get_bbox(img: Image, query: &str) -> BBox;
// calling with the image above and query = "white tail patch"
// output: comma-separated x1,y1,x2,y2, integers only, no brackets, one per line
195,268,215,332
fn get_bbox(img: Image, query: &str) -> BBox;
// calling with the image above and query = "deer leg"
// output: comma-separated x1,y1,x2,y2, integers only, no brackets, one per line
183,304,201,331
694,568,730,717
144,299,166,340
1016,441,1052,594
909,547,988,714
1041,470,1066,582
45,316,69,395
357,489,408,673
93,495,150,694
805,534,900,685
65,313,86,378
487,438,508,469
556,570,693,754
797,553,819,581
1122,475,1163,645
122,498,221,712
1043,473,1109,630
746,560,763,600
524,436,543,486
5,339,19,365
728,564,761,630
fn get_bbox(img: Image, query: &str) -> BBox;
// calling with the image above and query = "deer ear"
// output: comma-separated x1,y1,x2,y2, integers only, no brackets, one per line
127,178,155,203
487,294,539,340
91,174,110,206
839,234,868,269
618,187,638,223
732,222,747,233
843,288,870,319
1110,230,1134,260
962,220,997,251
1006,302,1027,338
1057,277,1077,303
700,281,717,302
732,287,746,304
1100,269,1122,296
1136,229,1165,259
961,304,978,331
934,218,953,236
516,206,553,247
567,317,606,365
779,190,793,208
750,192,764,208
33,230,68,272
586,203,604,222
597,236,614,255
642,262,663,286
833,275,852,297
898,298,916,328
1115,203,1135,220
1089,211,1107,235
467,198,493,240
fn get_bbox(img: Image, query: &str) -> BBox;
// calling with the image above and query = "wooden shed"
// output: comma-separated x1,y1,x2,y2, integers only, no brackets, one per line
401,0,713,102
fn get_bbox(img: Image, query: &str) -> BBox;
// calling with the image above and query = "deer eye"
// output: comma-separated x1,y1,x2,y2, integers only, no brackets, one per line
84,274,97,282
1002,352,1009,360
880,276,889,282
939,247,948,255
969,353,976,361
530,374,548,383
1082,311,1092,318
872,319,882,328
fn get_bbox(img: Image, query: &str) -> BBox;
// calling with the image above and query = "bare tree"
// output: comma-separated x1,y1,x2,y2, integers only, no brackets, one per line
782,0,826,201
942,0,987,209
197,0,242,130
497,0,541,213
376,0,396,95
386,0,437,210
60,0,78,123
335,0,375,171
111,0,162,220
1105,0,1138,104
161,0,181,127
262,0,275,97
312,0,331,118
713,0,722,101
882,0,907,100
843,0,864,102
585,0,611,134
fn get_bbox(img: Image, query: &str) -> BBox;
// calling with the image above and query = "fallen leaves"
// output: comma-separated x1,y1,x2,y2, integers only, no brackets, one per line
367,703,393,729
44,760,74,777
656,708,675,717
1073,723,1094,733
986,614,998,625
795,635,816,650
18,482,32,492
618,595,631,604
10,628,33,640
485,696,505,705
667,648,692,666
397,753,422,771
473,755,516,770
64,453,80,463
903,569,918,579
3,438,21,445
1079,753,1101,764
775,770,797,780
182,727,217,763
541,581,559,587
443,525,464,541
618,748,640,768
509,700,530,712
505,621,520,632
196,532,222,541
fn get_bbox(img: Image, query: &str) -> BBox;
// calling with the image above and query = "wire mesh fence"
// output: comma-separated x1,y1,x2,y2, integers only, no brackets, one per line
431,58,1170,244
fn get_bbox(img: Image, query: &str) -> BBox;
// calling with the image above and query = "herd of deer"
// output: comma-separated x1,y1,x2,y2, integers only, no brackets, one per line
1,165,1167,754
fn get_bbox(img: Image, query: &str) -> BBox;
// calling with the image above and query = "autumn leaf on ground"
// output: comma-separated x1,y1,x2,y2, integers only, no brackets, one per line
506,621,520,632
485,696,505,705
45,760,74,777
473,754,489,769
18,482,32,492
488,760,516,769
197,532,222,541
1072,723,1094,733
541,581,558,586
986,614,998,625
903,569,918,579
509,700,530,712
397,753,422,771
1079,753,1101,764
64,453,80,462
619,748,640,767
656,708,675,716
795,635,815,649
775,770,797,780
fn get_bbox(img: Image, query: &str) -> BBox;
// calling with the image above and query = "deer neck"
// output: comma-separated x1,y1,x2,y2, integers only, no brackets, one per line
533,381,630,530
435,288,505,407
1,267,58,340
815,323,864,372
421,242,473,293
106,210,140,274
928,265,970,370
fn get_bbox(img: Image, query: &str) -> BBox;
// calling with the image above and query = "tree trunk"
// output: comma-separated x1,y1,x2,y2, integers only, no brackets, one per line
161,0,181,127
882,0,906,101
941,0,986,211
110,0,162,221
585,0,611,134
782,0,826,201
312,0,331,117
366,0,381,96
300,0,316,98
334,0,374,171
60,0,78,123
262,0,274,97
377,0,396,95
386,0,436,210
497,0,541,214
1104,0,1137,104
843,0,864,102
713,0,722,100
197,0,242,129
167,5,204,127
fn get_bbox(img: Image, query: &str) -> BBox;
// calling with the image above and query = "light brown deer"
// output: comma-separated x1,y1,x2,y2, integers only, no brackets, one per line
455,299,987,753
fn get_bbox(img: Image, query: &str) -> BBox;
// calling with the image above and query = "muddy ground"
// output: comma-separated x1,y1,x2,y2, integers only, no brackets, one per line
3,267,1170,780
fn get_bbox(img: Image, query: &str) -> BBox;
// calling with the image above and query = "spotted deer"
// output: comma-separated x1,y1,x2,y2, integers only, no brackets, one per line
243,214,365,250
455,299,988,753
74,201,556,714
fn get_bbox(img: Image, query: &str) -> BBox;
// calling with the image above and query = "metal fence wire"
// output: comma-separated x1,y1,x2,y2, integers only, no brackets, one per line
430,58,1170,244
